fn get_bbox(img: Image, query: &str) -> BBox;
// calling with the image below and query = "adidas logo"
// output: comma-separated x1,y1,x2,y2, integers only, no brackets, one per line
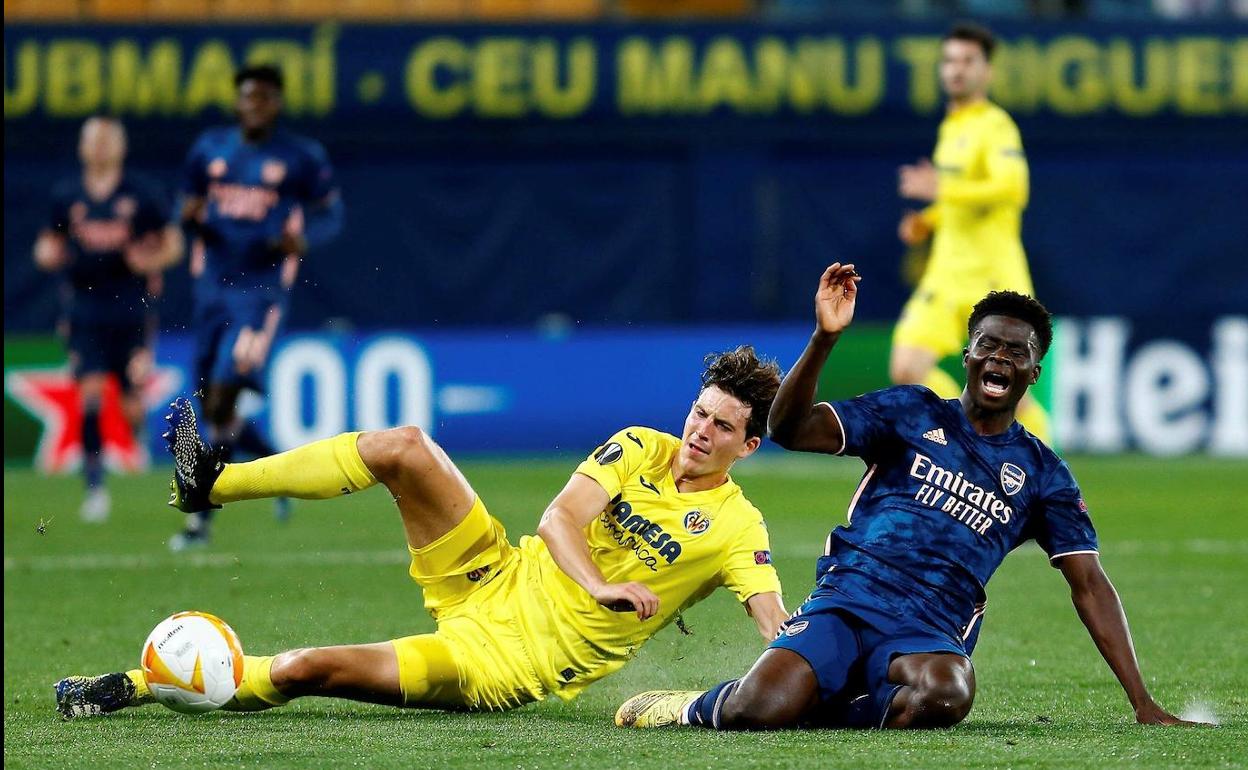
922,428,947,446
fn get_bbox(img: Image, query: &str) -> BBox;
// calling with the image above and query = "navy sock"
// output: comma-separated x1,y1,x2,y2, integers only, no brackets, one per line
233,419,275,459
82,405,103,489
843,692,879,729
206,421,237,463
185,508,215,533
686,679,740,729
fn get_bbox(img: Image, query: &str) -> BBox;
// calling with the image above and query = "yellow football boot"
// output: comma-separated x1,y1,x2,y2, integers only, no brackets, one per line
614,690,701,728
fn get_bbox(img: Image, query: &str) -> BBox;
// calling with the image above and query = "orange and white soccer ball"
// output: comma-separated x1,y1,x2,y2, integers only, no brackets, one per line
141,611,243,714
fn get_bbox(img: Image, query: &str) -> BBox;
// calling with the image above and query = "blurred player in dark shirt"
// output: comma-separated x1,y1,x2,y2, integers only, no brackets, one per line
172,64,343,549
34,116,182,522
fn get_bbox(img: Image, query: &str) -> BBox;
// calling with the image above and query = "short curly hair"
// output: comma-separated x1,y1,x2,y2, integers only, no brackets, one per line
968,291,1054,359
700,346,782,439
235,64,284,91
944,21,997,61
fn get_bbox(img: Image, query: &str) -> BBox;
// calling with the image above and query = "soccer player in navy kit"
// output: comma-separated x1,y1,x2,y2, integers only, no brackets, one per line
34,116,182,523
617,263,1195,730
172,64,343,549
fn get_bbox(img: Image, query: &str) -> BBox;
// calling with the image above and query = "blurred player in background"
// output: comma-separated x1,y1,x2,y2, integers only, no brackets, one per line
173,64,344,549
617,265,1193,731
894,22,1051,444
33,116,182,523
55,347,789,718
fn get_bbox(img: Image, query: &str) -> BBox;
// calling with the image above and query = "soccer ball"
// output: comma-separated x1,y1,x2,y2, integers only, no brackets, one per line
141,611,244,714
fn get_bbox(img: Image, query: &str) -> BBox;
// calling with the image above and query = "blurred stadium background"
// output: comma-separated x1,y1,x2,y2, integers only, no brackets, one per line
5,0,1246,466
4,2,1247,766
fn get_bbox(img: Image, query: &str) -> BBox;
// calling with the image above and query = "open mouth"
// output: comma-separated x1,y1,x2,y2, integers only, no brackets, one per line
687,442,709,456
981,371,1011,398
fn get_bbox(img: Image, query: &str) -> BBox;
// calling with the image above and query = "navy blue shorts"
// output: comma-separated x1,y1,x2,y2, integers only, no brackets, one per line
68,319,148,387
193,289,285,391
770,578,976,729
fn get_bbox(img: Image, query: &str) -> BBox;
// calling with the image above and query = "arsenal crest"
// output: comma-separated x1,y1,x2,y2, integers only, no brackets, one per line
783,620,809,637
1000,463,1026,496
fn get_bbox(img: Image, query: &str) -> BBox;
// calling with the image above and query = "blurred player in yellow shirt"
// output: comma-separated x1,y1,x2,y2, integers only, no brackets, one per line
55,347,789,718
894,22,1051,443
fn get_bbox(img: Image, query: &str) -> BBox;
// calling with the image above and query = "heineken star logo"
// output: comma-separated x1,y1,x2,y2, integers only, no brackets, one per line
5,366,181,473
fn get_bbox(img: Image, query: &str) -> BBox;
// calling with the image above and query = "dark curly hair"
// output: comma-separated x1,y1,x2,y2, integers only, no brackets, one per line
235,64,284,91
700,346,782,439
944,21,997,61
968,291,1053,359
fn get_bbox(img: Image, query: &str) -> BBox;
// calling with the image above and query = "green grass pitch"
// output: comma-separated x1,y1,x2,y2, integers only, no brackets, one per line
4,454,1246,768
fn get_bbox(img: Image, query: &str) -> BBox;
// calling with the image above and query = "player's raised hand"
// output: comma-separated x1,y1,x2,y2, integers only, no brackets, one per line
595,581,660,622
898,211,933,246
124,231,164,274
814,263,860,336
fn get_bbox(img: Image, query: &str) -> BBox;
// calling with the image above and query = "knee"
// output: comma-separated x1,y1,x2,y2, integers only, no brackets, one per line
271,648,337,694
362,426,433,482
79,376,106,407
908,671,974,728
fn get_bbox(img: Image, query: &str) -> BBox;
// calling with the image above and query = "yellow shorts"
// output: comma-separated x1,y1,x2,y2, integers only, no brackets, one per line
893,272,1035,359
391,498,547,711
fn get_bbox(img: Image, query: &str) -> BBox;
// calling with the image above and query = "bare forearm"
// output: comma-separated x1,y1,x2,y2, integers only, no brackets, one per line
537,508,608,596
746,593,788,641
1072,574,1152,709
160,226,184,268
768,331,838,445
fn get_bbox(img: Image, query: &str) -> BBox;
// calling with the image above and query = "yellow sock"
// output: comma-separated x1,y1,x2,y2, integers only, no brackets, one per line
1017,396,1054,446
222,655,291,712
124,669,155,705
921,367,962,399
210,432,376,505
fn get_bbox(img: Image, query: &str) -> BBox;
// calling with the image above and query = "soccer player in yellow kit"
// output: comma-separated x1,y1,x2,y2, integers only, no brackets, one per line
54,347,789,718
895,22,1051,443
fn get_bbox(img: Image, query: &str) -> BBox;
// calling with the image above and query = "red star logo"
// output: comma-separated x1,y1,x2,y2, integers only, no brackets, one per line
4,366,181,474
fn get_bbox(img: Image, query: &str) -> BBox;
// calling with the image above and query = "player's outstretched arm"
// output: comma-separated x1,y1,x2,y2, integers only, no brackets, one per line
768,263,860,454
125,225,184,274
744,592,788,641
1058,553,1199,725
537,473,660,621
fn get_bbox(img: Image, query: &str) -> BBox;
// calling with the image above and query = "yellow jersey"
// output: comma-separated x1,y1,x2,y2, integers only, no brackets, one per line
921,100,1031,286
515,426,782,700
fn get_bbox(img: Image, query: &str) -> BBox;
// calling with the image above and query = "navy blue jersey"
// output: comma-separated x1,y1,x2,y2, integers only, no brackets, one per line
182,127,339,291
48,174,168,322
819,385,1098,635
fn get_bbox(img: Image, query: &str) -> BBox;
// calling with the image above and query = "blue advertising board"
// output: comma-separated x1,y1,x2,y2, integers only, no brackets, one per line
6,319,1244,466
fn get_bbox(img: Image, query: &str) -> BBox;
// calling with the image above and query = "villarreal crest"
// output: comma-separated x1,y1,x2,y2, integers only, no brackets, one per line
683,510,711,535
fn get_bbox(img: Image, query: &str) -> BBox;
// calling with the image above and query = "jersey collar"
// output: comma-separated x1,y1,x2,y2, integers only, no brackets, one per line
946,397,1024,445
